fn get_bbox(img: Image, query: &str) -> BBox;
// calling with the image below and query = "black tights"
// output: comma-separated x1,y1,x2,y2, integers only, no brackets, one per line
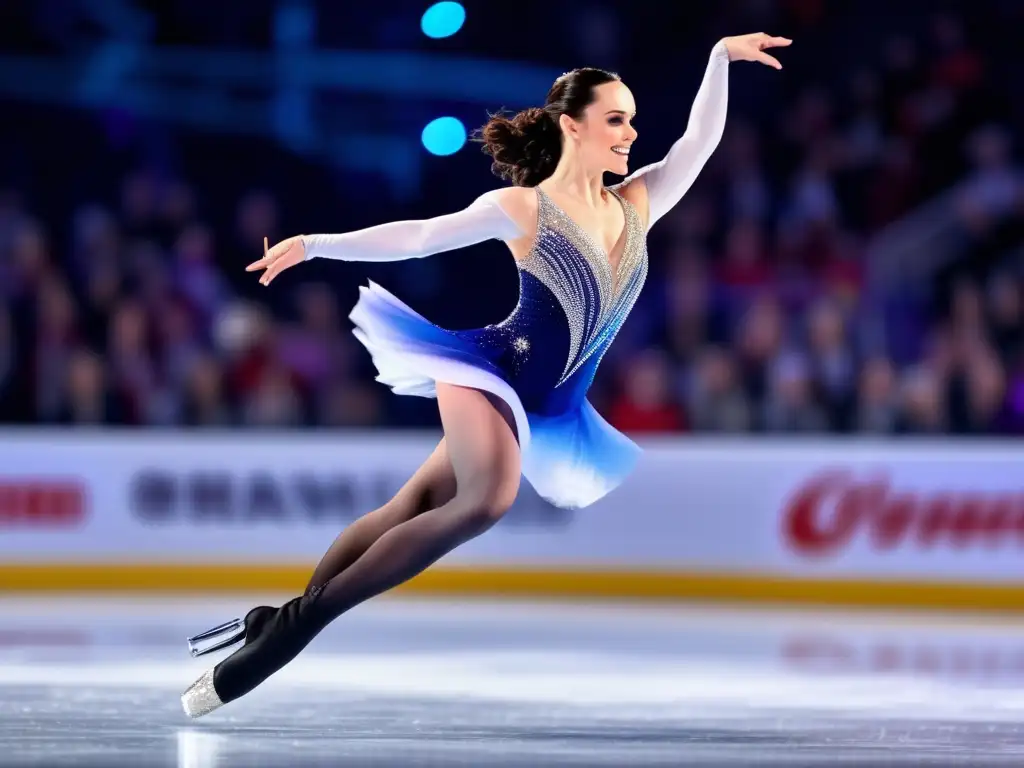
305,489,508,624
210,385,521,704
302,438,458,597
301,385,520,619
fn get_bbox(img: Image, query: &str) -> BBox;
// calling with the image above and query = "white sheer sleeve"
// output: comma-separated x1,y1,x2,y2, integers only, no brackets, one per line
301,189,523,262
616,40,731,229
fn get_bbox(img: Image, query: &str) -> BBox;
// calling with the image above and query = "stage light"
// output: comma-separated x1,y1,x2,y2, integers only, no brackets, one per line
421,2,466,39
421,116,466,156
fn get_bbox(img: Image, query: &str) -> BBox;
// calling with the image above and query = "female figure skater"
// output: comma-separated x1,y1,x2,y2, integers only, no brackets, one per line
182,32,790,718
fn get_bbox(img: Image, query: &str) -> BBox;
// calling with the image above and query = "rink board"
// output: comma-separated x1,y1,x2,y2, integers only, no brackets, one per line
5,563,1024,613
0,431,1023,611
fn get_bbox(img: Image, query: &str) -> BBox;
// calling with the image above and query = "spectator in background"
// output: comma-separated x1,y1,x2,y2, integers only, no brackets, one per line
241,362,306,428
896,366,947,434
963,351,1007,433
805,298,856,431
181,354,234,427
662,244,712,367
607,349,688,434
33,278,80,423
854,356,898,434
106,300,158,424
6,219,51,307
174,223,228,321
734,296,784,407
155,297,205,399
762,352,828,432
55,348,126,426
80,254,123,350
216,302,277,402
688,347,752,432
274,283,356,401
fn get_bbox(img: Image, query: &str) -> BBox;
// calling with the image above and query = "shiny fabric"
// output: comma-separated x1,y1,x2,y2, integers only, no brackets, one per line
350,187,648,509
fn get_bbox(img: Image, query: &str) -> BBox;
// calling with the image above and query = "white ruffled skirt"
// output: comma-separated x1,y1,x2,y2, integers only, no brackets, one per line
349,282,640,509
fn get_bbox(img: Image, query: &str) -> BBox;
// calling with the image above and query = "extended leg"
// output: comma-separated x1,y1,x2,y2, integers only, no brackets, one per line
182,384,521,717
305,384,520,618
303,439,457,594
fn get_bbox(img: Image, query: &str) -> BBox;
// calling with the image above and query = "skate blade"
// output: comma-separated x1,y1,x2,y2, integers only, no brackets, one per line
187,618,244,658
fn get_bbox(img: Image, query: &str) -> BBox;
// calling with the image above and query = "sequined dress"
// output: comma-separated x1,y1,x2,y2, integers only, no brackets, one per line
349,187,648,509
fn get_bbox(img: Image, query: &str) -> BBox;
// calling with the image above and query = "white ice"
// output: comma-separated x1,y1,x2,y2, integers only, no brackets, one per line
1,596,1023,766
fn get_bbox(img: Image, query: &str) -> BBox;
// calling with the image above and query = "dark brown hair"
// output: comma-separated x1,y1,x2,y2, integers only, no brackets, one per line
474,67,620,187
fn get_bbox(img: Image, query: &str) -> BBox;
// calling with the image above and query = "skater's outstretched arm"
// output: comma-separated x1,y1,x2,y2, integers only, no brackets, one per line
247,189,524,286
615,33,790,229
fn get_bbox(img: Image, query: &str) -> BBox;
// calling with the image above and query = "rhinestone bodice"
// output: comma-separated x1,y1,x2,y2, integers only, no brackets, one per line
519,188,648,385
455,186,648,416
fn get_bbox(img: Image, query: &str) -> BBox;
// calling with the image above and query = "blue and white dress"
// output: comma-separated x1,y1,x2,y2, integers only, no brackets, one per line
301,42,731,509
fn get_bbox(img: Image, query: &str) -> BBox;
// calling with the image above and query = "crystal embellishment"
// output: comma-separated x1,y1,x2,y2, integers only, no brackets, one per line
181,669,224,719
518,187,647,386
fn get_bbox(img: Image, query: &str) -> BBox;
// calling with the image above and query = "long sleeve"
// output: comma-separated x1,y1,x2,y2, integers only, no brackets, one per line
617,40,731,229
302,189,523,262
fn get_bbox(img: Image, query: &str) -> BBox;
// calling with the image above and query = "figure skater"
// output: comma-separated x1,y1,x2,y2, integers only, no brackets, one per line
182,32,790,718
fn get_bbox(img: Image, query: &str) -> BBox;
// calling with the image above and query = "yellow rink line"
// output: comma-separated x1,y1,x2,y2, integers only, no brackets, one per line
0,564,1022,612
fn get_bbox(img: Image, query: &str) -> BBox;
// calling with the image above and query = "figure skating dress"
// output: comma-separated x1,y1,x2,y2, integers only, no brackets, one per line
301,42,731,509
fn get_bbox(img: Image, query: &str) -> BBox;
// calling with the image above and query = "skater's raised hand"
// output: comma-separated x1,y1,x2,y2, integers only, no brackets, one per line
247,235,306,286
722,33,792,70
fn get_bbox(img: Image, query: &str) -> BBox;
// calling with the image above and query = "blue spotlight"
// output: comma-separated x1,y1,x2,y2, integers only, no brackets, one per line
421,2,466,39
421,116,467,156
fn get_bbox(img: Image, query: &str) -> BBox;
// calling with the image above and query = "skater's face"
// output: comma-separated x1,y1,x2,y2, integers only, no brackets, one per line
559,81,637,176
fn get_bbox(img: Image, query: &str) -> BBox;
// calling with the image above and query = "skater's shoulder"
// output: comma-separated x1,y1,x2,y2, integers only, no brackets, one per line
473,187,538,231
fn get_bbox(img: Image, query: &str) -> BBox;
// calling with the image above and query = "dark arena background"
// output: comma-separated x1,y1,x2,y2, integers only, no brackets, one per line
1,1,1024,765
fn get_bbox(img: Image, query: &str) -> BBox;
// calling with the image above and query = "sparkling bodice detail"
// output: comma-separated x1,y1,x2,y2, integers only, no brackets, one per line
461,186,647,415
518,188,648,385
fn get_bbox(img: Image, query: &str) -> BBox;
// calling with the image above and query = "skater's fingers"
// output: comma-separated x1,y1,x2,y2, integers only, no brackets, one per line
260,260,288,286
246,239,288,272
247,238,272,272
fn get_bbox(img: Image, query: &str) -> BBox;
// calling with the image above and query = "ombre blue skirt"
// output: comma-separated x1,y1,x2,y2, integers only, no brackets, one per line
348,281,640,509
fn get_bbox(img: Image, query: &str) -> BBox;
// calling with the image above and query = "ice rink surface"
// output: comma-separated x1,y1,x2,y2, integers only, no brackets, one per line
1,595,1024,766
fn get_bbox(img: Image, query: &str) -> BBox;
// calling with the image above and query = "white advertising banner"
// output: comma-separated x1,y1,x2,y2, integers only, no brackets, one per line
0,432,1022,583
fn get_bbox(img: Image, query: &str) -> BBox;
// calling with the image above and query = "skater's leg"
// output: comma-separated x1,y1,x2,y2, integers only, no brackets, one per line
306,383,520,617
182,383,520,717
303,439,457,594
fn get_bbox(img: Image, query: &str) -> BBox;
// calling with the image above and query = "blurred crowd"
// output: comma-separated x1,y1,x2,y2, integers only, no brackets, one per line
590,6,1024,436
0,4,1022,435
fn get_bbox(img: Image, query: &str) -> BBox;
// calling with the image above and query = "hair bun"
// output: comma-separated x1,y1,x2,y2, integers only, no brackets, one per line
472,66,620,187
475,107,561,187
